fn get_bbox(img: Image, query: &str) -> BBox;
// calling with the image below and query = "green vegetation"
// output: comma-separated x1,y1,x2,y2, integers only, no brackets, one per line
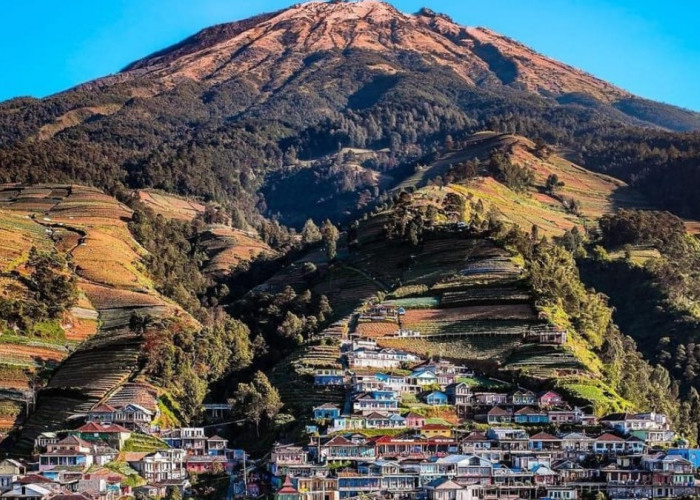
122,433,168,452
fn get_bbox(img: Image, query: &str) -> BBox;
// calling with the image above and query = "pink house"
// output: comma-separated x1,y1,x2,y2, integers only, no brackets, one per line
538,390,563,407
405,412,426,429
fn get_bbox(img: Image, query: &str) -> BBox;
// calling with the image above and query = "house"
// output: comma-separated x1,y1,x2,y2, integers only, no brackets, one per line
70,422,131,450
600,411,670,434
185,455,228,474
365,412,405,429
313,369,345,386
160,427,207,455
312,403,341,421
421,424,452,439
509,389,536,406
537,391,563,407
445,383,472,414
129,449,186,483
39,436,94,473
559,432,594,454
411,369,439,388
0,459,25,490
330,415,366,432
593,433,627,455
528,432,562,452
485,406,512,424
346,347,420,369
424,391,449,406
353,392,398,415
34,432,59,452
544,487,578,500
294,476,339,500
85,404,118,423
0,483,54,500
513,407,548,424
269,444,308,476
318,435,375,462
460,432,492,453
78,470,123,499
548,408,582,424
112,403,154,430
668,447,700,468
425,477,481,500
473,392,507,406
206,435,228,456
405,412,426,429
527,328,567,345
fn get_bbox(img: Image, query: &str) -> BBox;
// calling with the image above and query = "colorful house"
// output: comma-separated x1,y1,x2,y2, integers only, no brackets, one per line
421,424,452,439
514,407,549,424
313,369,345,386
486,406,512,424
509,389,536,406
405,412,426,429
313,403,341,420
424,391,449,406
537,391,564,407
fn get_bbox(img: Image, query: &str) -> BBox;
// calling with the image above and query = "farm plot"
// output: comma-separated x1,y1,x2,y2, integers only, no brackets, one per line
198,225,276,276
399,306,536,336
440,287,531,307
354,321,398,337
137,189,205,221
379,335,523,363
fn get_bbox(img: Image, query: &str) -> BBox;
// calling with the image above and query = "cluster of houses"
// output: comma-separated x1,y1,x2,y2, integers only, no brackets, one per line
0,383,239,500
271,412,699,500
276,339,700,498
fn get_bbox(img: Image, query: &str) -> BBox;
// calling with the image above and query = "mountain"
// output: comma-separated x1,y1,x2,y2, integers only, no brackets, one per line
2,0,700,228
3,0,700,453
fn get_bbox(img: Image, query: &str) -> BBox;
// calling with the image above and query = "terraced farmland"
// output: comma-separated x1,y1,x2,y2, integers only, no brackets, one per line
0,185,198,452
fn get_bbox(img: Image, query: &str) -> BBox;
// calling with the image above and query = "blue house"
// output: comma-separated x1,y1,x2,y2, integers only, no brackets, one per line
314,369,345,386
514,407,549,424
668,448,700,468
313,403,341,420
424,391,448,406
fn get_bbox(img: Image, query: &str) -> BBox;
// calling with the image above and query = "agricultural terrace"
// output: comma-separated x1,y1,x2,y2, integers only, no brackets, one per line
198,225,276,277
137,189,205,221
0,185,198,453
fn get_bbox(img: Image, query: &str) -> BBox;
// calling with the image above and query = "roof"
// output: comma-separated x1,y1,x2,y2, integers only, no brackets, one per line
462,432,488,442
88,404,117,413
278,476,298,494
314,403,341,410
15,475,54,484
323,435,354,446
405,412,424,420
514,406,542,415
207,435,227,442
529,432,560,441
488,406,510,416
596,433,626,442
75,422,131,433
426,477,463,490
56,435,91,448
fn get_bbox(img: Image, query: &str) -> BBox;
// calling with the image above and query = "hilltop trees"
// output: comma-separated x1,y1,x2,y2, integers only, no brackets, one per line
489,150,534,193
302,218,322,245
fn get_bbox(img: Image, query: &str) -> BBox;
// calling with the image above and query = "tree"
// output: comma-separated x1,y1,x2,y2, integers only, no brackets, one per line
545,174,564,194
180,362,207,424
301,218,322,244
321,219,340,261
233,371,283,436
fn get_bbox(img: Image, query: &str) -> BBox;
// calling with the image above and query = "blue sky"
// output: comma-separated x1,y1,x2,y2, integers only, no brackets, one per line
2,0,699,110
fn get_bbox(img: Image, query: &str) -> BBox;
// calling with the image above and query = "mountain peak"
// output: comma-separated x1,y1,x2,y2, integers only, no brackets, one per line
118,0,626,102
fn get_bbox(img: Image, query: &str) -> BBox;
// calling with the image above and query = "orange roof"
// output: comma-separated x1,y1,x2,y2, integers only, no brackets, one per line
76,422,130,433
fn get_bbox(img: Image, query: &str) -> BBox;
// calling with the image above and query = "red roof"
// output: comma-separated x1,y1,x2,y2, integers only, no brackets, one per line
16,474,53,484
529,432,560,441
89,404,117,413
278,476,298,494
596,432,625,442
75,422,130,433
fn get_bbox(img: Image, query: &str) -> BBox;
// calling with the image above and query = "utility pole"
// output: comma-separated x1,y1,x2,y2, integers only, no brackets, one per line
243,452,248,497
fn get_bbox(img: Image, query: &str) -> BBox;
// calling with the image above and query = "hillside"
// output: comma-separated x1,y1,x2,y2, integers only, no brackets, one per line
0,185,201,451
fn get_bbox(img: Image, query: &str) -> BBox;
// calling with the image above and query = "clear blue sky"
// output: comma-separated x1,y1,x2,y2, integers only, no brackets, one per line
2,0,699,110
